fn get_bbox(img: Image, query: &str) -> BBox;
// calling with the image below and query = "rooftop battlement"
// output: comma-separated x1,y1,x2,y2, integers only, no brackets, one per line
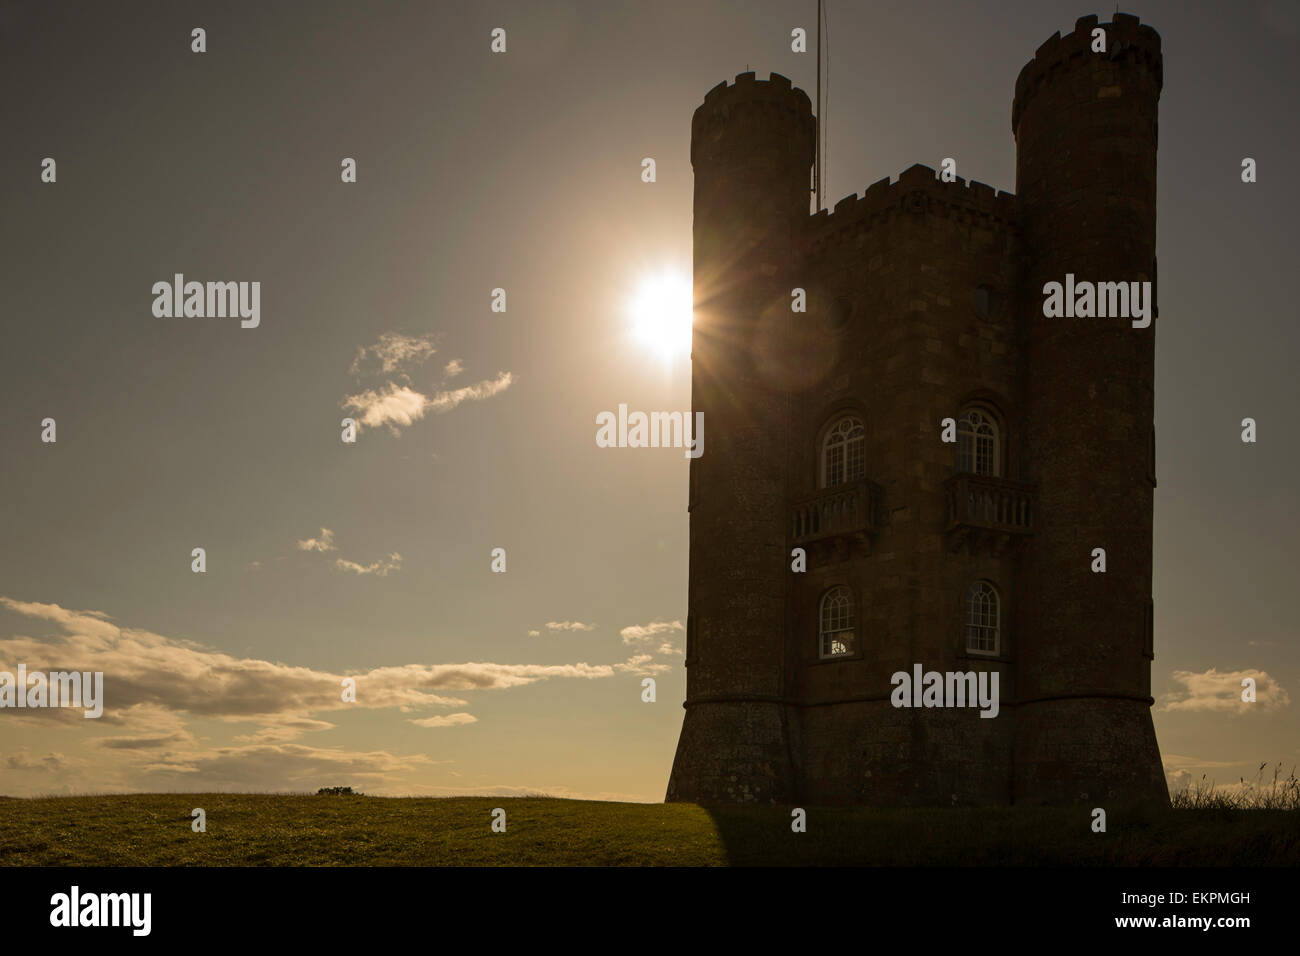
697,70,812,111
1012,13,1163,132
806,164,1018,252
691,72,815,167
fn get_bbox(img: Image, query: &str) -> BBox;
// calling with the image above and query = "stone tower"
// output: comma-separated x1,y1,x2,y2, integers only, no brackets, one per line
666,72,815,804
667,13,1169,806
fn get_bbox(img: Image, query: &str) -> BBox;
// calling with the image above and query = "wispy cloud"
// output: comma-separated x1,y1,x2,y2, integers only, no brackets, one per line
5,752,66,772
544,621,595,632
620,620,683,646
342,372,513,435
297,527,336,553
294,529,400,576
1158,667,1290,713
350,332,437,377
0,598,613,731
426,372,514,413
233,718,335,745
1161,752,1241,771
335,553,403,577
443,358,464,379
615,654,671,676
135,743,440,792
409,713,478,729
342,383,430,434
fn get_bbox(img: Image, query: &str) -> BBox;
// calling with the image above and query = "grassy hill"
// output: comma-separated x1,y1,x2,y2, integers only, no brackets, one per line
1,793,1297,866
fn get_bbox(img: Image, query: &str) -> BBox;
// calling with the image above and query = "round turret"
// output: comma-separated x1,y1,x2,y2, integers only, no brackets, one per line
667,73,814,805
1012,13,1168,805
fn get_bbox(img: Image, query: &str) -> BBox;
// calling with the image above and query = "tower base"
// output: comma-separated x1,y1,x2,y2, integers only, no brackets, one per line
665,700,795,804
1012,697,1169,806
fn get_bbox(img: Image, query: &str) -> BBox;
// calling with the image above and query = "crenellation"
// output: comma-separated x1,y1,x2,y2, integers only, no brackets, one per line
806,169,1019,262
1012,15,1162,132
833,193,858,215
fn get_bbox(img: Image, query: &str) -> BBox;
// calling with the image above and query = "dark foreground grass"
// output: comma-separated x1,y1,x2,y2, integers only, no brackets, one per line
1,793,1297,866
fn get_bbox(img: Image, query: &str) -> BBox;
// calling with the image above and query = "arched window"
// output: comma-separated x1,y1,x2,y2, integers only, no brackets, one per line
821,415,865,488
964,581,999,655
956,407,1000,477
819,586,855,659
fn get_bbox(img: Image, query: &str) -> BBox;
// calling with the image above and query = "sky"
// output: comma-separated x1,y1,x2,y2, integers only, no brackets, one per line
0,0,1296,801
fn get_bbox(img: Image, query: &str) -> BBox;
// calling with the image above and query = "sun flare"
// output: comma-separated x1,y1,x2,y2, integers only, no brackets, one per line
627,270,692,359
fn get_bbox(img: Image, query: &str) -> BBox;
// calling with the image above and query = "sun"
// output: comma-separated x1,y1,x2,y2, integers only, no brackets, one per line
627,269,693,360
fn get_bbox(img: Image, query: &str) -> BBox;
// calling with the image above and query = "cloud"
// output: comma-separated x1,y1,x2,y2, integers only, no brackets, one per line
1161,754,1245,797
362,661,613,692
294,530,400,577
1166,769,1191,794
233,718,336,745
335,553,403,577
544,621,595,632
614,654,670,676
0,598,613,724
620,620,683,646
443,358,464,379
4,752,66,773
1161,753,1240,771
527,630,540,637
656,642,683,656
342,383,430,434
1157,668,1290,713
297,527,336,553
134,743,438,792
342,372,513,435
0,600,119,641
425,372,513,413
0,598,619,795
409,712,478,729
96,734,190,750
350,332,437,377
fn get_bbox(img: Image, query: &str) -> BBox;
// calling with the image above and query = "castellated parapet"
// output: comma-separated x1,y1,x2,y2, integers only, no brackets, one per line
667,13,1169,807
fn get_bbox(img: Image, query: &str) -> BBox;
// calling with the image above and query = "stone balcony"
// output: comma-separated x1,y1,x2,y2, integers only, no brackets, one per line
790,480,882,558
943,474,1035,554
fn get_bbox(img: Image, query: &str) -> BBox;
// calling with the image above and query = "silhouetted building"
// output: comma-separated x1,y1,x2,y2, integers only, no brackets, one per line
668,13,1169,806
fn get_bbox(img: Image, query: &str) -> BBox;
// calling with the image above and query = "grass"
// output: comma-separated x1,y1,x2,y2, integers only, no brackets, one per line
1,789,1297,866
1171,763,1300,810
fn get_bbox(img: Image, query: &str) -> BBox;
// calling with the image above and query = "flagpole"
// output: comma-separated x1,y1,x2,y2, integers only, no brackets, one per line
815,0,822,211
